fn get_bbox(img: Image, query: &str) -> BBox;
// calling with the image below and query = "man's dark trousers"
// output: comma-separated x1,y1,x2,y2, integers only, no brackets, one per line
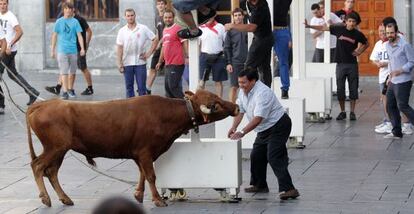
250,113,295,192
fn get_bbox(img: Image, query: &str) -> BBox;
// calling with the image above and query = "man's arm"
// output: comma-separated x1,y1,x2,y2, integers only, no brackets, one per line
156,46,164,71
50,32,57,58
77,32,85,56
116,45,124,73
312,31,324,39
0,38,6,58
228,113,244,138
304,19,330,31
8,25,23,53
143,38,158,60
225,23,257,33
85,27,93,50
230,116,263,140
353,42,369,56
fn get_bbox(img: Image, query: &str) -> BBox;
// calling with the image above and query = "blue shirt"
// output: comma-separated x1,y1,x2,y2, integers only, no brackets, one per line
236,81,285,132
54,17,82,54
386,37,414,84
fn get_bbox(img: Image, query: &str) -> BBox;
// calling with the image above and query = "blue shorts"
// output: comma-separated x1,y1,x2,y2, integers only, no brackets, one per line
199,53,228,82
172,0,220,13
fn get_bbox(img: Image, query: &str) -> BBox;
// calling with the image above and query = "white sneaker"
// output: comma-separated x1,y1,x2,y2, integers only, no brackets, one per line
375,122,392,134
384,133,402,139
375,122,386,129
402,123,413,135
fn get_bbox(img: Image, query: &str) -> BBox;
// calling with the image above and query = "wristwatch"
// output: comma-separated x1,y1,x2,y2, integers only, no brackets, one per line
240,130,245,135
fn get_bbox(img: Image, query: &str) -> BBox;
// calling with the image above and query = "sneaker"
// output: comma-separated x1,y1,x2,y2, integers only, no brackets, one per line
45,86,60,95
384,133,402,139
279,189,300,200
402,123,413,135
61,92,69,100
244,186,269,193
375,122,392,134
177,28,203,39
197,8,216,25
375,122,386,129
81,87,93,95
336,112,346,120
349,112,357,121
281,90,289,99
0,107,4,115
27,90,40,106
68,90,76,98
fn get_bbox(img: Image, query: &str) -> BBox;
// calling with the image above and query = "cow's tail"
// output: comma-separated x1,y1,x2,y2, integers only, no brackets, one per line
26,108,37,161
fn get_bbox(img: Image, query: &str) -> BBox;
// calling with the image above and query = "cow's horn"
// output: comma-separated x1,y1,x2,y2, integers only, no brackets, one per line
200,105,212,114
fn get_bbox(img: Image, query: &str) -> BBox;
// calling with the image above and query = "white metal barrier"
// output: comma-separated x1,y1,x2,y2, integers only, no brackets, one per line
306,63,334,116
154,139,242,200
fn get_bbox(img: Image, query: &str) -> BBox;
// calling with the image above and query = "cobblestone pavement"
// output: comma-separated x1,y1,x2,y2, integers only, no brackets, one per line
1,72,414,214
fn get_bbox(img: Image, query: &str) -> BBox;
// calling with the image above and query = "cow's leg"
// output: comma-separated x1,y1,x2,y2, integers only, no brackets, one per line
140,160,167,207
45,152,74,206
134,161,145,203
30,154,52,207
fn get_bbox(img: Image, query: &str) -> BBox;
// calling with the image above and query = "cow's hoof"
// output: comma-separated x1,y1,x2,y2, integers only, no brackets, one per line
134,191,144,203
154,200,168,207
40,195,51,207
60,197,74,206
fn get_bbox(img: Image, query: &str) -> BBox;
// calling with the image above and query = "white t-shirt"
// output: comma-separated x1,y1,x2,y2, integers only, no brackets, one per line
310,13,342,49
116,23,155,66
199,22,226,54
0,11,19,52
370,40,389,84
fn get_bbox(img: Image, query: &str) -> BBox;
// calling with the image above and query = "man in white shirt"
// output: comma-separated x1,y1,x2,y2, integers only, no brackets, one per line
0,24,7,114
116,8,157,98
228,67,299,200
198,16,227,98
310,2,342,63
0,0,39,110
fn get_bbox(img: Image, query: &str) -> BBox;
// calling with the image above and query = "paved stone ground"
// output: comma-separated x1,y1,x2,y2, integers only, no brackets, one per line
1,72,414,214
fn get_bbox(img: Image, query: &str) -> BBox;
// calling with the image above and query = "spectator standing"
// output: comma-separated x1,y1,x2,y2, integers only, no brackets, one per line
116,8,157,98
224,8,248,103
156,9,188,98
198,16,227,98
335,0,361,25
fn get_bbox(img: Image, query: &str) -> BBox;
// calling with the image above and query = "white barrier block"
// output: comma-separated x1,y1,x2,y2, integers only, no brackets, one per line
274,77,325,113
306,63,333,114
155,139,242,189
215,117,256,149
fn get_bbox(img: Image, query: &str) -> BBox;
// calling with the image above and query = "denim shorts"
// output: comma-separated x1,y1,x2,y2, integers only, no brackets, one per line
172,0,220,13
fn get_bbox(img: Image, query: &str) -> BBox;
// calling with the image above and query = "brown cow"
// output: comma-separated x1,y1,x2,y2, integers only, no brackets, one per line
26,90,239,207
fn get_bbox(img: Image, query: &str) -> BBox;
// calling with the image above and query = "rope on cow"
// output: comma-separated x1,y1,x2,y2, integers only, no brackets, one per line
68,152,137,185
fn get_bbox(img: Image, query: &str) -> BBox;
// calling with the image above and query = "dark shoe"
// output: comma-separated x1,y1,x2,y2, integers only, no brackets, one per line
61,92,69,100
81,87,93,95
27,90,40,106
281,90,289,99
197,8,216,25
0,107,4,115
177,28,203,39
336,112,346,120
279,189,300,200
45,86,60,95
68,89,76,98
244,186,269,193
146,89,151,95
384,133,403,139
349,112,357,121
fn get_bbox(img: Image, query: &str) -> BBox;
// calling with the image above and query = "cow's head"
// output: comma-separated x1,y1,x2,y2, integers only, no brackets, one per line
185,90,239,124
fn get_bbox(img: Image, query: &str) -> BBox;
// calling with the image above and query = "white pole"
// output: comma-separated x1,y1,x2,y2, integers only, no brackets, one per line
188,10,201,143
324,0,331,63
291,0,306,79
268,0,274,89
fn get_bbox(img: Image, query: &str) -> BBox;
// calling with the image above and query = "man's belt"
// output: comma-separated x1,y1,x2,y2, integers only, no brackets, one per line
273,26,289,30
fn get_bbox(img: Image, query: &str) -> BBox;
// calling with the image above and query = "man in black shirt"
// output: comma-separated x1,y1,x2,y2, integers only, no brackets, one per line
335,0,361,25
305,13,369,121
273,0,292,99
225,0,273,88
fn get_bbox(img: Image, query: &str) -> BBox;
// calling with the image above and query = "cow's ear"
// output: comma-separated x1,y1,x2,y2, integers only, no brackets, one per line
184,91,195,99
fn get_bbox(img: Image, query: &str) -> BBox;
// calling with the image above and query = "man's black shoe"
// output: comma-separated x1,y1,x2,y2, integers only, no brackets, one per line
81,87,94,95
177,28,203,39
27,90,40,106
45,86,60,95
349,112,357,121
281,90,289,99
279,189,300,200
244,186,269,193
197,8,216,25
336,112,346,120
146,89,151,95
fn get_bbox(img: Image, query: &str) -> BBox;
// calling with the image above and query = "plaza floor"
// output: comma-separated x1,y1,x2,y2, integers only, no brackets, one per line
1,72,414,214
